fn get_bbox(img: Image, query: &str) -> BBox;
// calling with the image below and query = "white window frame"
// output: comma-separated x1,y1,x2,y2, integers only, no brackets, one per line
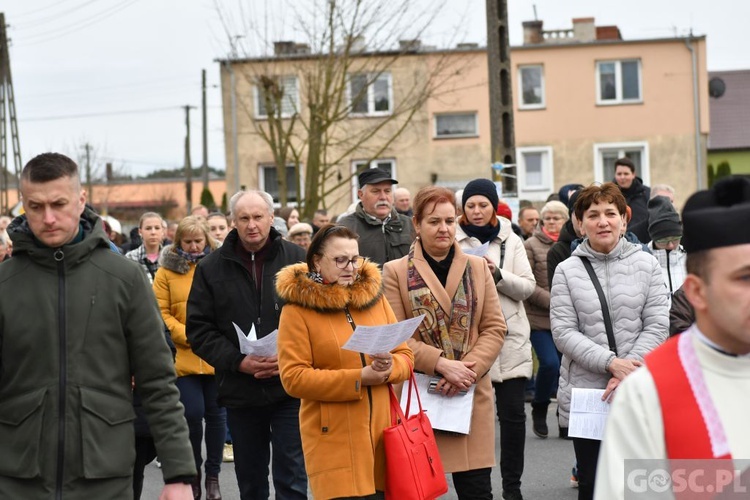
258,163,303,205
595,59,643,105
253,75,300,119
593,141,650,186
518,64,545,110
347,72,393,117
433,112,479,139
350,159,397,202
517,146,554,197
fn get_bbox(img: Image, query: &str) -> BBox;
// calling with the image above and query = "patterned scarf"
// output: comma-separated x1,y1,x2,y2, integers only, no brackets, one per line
406,245,476,360
175,245,210,263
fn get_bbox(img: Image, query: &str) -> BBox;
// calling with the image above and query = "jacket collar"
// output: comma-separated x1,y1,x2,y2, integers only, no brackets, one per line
276,260,383,312
411,240,469,315
158,244,193,274
355,203,404,229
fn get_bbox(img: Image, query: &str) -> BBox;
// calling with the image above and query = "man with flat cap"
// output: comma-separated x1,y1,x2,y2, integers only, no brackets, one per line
339,168,415,266
594,176,750,499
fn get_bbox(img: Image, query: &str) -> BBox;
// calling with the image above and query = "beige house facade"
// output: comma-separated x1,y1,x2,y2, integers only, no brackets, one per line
220,18,708,215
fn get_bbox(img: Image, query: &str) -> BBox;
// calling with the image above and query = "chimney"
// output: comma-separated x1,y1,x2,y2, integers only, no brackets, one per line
399,39,422,52
456,42,479,50
596,26,622,41
572,17,596,42
522,20,544,45
273,41,296,56
294,43,311,55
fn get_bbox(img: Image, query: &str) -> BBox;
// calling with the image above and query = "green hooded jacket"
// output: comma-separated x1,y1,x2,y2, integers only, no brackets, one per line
0,208,195,499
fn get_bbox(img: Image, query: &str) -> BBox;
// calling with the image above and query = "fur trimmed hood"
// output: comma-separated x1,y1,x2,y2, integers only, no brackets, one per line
276,260,383,313
158,245,191,274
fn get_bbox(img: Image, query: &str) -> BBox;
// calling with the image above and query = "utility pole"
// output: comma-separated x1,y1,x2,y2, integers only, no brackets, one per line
201,69,209,191
486,0,517,196
0,13,23,214
83,143,93,201
183,105,196,213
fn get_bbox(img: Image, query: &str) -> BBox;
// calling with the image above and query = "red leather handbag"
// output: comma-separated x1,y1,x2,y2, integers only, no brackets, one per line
384,372,448,500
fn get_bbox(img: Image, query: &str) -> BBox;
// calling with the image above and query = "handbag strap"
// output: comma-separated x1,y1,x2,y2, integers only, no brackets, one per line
388,370,422,425
578,256,618,355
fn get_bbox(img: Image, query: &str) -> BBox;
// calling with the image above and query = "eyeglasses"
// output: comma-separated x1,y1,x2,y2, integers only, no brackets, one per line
655,237,681,246
330,256,365,269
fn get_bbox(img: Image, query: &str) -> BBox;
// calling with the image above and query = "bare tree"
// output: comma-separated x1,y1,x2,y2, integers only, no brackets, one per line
217,0,470,219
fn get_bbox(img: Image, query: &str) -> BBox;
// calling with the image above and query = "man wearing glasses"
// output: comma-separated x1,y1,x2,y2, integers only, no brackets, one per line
646,195,687,297
186,190,307,500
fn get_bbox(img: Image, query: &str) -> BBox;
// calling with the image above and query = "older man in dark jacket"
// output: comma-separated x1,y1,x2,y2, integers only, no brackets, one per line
339,168,415,266
0,153,195,499
187,189,307,500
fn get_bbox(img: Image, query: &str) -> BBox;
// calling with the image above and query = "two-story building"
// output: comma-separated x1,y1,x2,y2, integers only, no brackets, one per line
219,17,708,214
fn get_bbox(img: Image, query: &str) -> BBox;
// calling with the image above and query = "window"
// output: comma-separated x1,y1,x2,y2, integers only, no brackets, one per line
259,164,299,203
594,142,650,185
517,146,553,193
518,65,545,109
348,73,392,115
434,112,478,138
350,159,396,201
254,75,299,119
596,59,642,104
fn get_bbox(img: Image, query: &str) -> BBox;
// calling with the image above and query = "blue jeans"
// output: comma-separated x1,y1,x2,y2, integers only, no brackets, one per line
227,398,307,500
530,329,561,405
175,375,226,477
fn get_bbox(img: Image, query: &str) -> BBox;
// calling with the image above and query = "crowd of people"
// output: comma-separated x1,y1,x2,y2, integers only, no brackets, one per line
0,152,747,500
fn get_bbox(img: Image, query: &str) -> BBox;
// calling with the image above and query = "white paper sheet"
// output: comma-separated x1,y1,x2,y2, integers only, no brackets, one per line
462,241,490,257
341,314,425,355
399,372,475,434
233,322,278,357
568,388,610,440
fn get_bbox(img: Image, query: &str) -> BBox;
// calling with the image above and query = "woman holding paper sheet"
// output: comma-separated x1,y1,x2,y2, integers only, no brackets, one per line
153,215,225,499
549,183,668,500
276,224,413,500
382,186,507,500
456,178,535,500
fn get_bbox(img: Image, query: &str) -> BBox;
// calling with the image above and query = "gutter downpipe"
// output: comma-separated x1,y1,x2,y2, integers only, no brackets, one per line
685,35,703,190
224,59,240,194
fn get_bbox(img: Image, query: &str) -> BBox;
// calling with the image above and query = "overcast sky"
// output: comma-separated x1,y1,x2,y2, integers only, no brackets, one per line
2,0,748,178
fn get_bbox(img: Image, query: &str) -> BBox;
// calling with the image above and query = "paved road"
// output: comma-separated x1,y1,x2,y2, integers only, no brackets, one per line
143,401,579,499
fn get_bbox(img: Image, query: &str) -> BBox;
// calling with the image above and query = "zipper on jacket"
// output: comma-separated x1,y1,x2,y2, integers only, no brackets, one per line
251,252,262,326
665,250,673,293
54,250,67,500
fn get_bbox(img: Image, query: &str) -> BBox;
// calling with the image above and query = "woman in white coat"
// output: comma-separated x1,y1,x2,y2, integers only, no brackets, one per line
455,178,536,500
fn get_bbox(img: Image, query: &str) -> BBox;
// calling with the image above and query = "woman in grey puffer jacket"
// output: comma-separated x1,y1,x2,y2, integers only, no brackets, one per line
550,183,668,500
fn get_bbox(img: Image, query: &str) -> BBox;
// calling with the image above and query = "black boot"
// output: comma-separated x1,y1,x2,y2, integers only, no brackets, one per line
531,402,549,438
191,470,202,500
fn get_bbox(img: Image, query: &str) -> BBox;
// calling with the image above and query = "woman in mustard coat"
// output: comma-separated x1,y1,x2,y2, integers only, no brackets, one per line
153,215,224,500
277,224,413,500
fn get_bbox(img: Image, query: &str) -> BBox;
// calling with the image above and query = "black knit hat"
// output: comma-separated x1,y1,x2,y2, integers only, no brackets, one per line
648,196,682,242
682,176,750,253
462,178,499,211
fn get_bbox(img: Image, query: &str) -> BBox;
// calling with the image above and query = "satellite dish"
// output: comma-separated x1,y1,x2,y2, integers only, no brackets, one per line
709,77,726,98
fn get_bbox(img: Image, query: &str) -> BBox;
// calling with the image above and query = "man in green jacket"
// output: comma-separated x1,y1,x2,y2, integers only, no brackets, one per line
0,153,195,499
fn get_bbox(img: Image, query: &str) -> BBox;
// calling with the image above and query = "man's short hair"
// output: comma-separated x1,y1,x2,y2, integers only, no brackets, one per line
22,153,79,184
685,250,713,282
518,206,539,219
614,157,635,173
650,184,675,199
314,209,328,216
191,204,208,215
229,190,274,219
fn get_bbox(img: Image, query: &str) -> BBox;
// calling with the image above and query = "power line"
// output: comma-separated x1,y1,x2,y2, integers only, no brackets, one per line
13,0,141,47
20,105,183,122
11,0,83,20
12,0,102,30
19,75,201,99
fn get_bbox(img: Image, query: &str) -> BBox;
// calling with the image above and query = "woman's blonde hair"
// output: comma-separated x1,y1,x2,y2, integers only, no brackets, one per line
173,215,217,252
540,200,569,222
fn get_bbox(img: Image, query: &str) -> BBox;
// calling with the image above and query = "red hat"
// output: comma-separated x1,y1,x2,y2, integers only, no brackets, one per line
496,201,513,220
